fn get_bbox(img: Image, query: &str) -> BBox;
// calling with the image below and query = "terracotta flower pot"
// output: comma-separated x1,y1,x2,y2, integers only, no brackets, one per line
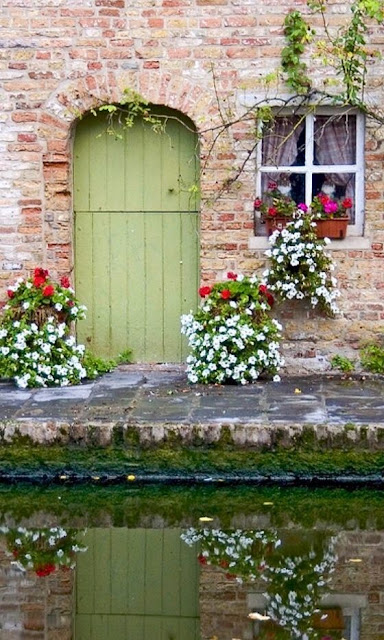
315,217,349,239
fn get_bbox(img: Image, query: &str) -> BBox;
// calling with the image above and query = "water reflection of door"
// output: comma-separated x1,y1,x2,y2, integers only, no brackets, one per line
75,528,200,639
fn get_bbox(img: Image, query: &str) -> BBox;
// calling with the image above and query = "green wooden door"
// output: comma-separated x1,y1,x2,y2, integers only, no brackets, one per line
74,108,199,361
75,528,200,640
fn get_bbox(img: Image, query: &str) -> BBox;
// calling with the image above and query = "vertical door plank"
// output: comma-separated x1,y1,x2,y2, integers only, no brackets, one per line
76,530,95,614
144,214,164,362
110,214,129,357
127,530,146,614
161,117,180,212
144,529,164,616
75,212,94,351
180,534,200,618
74,614,92,640
93,529,111,614
180,213,199,359
88,118,109,212
91,214,111,357
162,528,181,616
143,123,162,211
125,614,145,640
111,528,129,614
179,117,199,213
106,133,126,211
124,124,144,212
126,213,146,361
162,213,182,362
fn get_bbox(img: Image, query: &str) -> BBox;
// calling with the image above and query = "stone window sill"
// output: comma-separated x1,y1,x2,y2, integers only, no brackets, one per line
248,235,372,251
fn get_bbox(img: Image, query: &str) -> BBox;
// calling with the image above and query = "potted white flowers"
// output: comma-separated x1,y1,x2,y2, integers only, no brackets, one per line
263,211,340,316
181,272,284,385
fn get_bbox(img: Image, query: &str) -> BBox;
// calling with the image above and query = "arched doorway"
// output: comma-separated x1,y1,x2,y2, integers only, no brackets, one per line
74,106,199,362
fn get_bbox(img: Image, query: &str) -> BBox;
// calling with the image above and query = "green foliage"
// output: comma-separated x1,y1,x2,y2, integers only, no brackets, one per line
281,11,314,93
92,88,165,138
309,0,383,106
360,342,384,374
81,351,116,379
331,354,355,373
116,349,133,364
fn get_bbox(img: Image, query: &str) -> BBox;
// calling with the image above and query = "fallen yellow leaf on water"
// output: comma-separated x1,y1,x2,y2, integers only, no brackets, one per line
91,476,100,481
263,501,274,506
59,475,67,480
294,388,302,394
347,557,363,563
127,474,136,481
199,516,214,522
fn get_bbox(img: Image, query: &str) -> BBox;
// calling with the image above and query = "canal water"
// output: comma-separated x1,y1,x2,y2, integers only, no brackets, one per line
0,484,383,639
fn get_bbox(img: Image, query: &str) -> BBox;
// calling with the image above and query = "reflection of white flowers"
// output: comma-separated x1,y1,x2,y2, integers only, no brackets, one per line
181,527,280,584
263,538,338,638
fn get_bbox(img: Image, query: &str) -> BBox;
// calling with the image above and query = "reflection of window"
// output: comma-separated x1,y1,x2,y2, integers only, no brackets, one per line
257,110,364,235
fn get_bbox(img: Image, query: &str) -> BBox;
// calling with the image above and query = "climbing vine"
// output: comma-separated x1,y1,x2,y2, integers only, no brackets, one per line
281,11,314,94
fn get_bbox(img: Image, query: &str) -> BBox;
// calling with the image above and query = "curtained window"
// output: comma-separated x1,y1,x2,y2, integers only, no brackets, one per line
256,110,364,236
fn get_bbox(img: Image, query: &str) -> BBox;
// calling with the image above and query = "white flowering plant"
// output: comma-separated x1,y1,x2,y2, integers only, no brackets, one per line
0,269,114,388
0,525,87,576
264,212,340,316
181,527,280,583
181,273,284,385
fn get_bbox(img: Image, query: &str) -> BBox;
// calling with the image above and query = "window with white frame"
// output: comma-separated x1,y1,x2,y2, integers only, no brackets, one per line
256,109,365,236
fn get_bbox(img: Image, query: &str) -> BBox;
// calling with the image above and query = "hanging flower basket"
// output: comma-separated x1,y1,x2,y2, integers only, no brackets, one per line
315,216,349,239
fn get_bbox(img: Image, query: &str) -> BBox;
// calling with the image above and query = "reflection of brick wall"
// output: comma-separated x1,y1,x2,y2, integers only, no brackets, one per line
199,565,258,640
0,538,74,640
199,531,384,640
332,531,384,640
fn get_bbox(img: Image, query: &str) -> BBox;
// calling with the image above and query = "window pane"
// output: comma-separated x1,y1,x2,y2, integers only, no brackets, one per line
262,116,305,166
261,172,305,205
312,173,356,223
314,115,356,165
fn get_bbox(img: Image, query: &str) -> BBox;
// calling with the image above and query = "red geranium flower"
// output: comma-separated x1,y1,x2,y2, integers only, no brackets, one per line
35,563,56,577
319,194,330,206
42,285,54,297
7,289,14,298
342,198,353,209
198,285,212,298
33,267,49,288
227,271,237,281
267,207,277,217
253,198,262,209
259,284,274,307
268,181,277,190
220,289,231,300
198,554,208,566
60,276,71,288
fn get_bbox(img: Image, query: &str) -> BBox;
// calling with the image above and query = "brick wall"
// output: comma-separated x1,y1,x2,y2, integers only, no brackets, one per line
0,0,383,369
0,538,74,639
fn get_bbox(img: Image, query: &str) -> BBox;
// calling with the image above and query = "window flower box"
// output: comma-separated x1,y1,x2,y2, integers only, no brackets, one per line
315,216,349,239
